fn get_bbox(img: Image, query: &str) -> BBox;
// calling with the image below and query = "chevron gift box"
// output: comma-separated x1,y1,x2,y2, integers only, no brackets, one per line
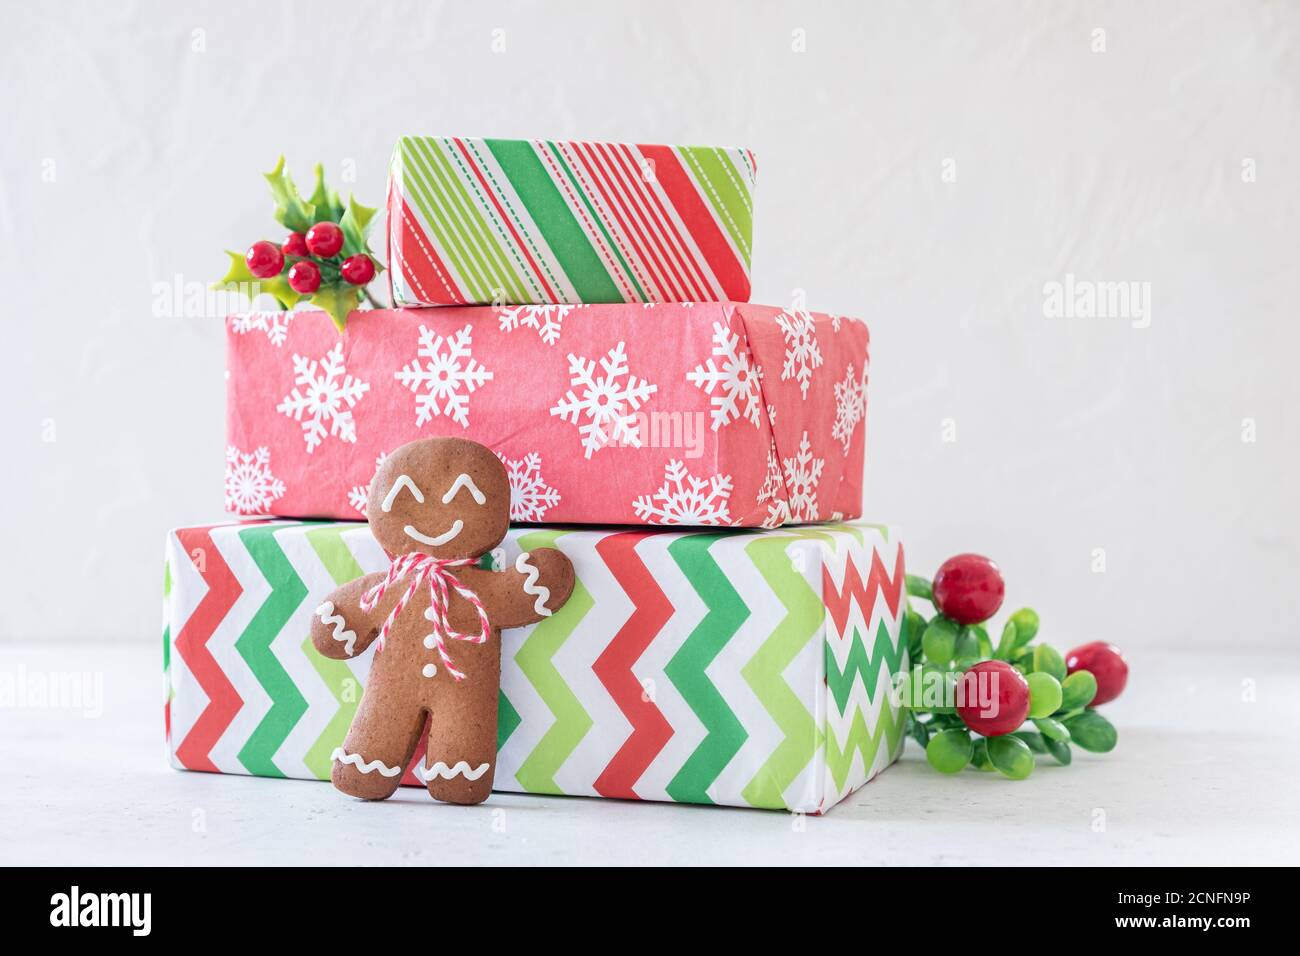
164,520,907,812
226,304,870,526
388,137,756,306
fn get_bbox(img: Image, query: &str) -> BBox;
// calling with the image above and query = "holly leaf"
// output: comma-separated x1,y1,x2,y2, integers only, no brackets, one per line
309,282,362,333
994,620,1018,660
905,574,933,602
339,193,381,260
987,734,1035,780
1044,736,1072,765
904,608,926,660
1032,643,1068,682
922,617,958,665
1012,729,1048,754
264,156,315,233
926,729,973,774
908,714,931,749
212,250,300,310
1009,608,1040,646
307,163,345,224
1063,710,1118,753
1059,670,1098,711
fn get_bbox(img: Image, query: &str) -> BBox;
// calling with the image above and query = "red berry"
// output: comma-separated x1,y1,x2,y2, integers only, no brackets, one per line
956,660,1029,736
340,254,375,286
305,221,344,258
281,232,309,258
287,260,321,294
1066,641,1129,706
932,553,1005,625
245,241,284,279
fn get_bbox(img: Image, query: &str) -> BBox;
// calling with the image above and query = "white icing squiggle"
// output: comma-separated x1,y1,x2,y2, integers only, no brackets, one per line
382,474,424,512
316,602,357,655
331,748,403,777
515,552,552,617
442,473,487,505
404,520,463,546
419,760,491,782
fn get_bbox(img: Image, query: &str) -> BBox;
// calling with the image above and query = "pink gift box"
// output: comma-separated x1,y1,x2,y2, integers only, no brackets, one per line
225,304,869,526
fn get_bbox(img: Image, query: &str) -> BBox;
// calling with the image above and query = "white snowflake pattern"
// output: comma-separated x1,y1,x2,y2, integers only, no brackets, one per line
394,324,493,428
632,460,733,525
277,343,370,453
781,431,825,523
230,311,293,347
831,363,869,454
497,451,561,522
496,305,578,346
831,315,842,333
550,341,658,459
224,446,286,515
685,321,763,431
775,309,823,399
756,441,791,528
347,451,388,516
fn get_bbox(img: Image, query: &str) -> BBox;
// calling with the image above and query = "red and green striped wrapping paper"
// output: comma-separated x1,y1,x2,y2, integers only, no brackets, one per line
388,137,756,307
164,521,907,813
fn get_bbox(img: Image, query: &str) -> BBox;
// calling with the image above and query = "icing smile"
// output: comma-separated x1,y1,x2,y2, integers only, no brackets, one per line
403,520,463,546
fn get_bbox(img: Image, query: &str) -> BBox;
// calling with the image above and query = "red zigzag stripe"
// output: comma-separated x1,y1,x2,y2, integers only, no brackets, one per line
174,527,245,772
823,544,906,638
593,531,675,799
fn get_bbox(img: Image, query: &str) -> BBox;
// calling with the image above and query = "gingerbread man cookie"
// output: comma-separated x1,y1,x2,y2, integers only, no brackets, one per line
309,437,575,805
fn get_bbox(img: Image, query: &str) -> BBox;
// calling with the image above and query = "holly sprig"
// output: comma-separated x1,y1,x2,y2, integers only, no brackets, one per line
213,157,382,332
904,571,1119,780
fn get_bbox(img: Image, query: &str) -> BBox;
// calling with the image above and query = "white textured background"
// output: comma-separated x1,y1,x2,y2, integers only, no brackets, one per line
1,0,1296,649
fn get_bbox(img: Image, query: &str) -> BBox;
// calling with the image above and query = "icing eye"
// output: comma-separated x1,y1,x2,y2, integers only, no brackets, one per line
381,475,425,512
441,473,487,505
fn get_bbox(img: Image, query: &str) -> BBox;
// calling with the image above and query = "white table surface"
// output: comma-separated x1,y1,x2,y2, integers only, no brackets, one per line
1,643,1296,866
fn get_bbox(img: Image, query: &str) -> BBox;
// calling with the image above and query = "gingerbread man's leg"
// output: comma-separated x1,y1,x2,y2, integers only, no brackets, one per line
420,637,502,805
331,689,426,801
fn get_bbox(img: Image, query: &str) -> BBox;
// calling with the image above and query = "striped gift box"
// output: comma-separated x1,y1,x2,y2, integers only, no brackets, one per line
388,137,756,307
164,521,907,813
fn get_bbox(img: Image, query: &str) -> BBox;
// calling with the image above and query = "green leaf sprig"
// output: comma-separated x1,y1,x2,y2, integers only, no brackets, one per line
213,157,383,332
904,574,1118,780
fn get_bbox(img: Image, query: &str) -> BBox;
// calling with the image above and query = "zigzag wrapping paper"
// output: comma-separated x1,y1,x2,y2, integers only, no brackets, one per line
226,305,869,526
387,137,755,306
164,521,907,813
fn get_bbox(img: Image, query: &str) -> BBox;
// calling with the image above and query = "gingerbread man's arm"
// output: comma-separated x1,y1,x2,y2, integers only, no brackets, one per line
309,572,401,660
458,548,576,631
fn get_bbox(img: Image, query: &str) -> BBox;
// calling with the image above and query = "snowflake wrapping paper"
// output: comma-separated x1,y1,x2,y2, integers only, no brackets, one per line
226,304,870,526
388,137,756,306
164,520,907,812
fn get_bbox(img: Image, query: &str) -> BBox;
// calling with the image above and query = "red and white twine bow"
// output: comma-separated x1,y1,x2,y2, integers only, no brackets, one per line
359,553,490,682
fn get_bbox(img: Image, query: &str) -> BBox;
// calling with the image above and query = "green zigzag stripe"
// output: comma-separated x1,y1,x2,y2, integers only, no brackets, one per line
741,530,833,809
497,689,520,751
235,524,310,777
162,558,172,679
826,618,908,712
512,529,594,793
664,532,749,804
302,526,365,781
824,694,907,792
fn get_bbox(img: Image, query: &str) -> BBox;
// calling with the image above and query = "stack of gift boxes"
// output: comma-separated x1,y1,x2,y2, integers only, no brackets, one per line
164,137,907,813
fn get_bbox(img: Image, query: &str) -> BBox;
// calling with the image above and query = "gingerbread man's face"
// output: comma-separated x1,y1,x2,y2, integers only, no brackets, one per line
366,438,510,559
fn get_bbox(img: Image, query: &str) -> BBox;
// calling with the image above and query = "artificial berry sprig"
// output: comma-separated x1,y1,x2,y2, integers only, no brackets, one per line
213,157,383,332
904,553,1127,780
